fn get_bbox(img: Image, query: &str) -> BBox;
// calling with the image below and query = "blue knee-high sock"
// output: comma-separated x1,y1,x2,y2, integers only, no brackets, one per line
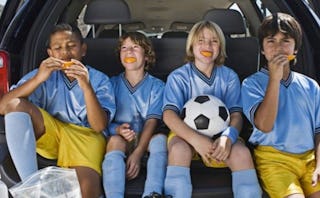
5,112,38,181
232,169,262,198
102,150,126,198
142,135,168,197
164,166,192,198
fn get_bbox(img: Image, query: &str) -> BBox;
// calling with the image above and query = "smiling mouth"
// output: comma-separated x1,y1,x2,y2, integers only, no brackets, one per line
124,57,137,63
200,51,213,57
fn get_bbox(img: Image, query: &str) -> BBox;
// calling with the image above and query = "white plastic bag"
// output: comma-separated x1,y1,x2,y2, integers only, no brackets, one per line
9,166,81,198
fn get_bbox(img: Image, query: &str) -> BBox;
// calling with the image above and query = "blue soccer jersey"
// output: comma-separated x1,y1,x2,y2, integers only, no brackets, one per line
107,72,165,135
242,68,320,154
163,62,242,114
10,66,116,128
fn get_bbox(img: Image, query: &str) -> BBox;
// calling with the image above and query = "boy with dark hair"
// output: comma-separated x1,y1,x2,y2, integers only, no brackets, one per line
242,13,320,198
0,23,116,198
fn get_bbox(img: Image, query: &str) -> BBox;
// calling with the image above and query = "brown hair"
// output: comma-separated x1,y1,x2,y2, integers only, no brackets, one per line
258,13,302,51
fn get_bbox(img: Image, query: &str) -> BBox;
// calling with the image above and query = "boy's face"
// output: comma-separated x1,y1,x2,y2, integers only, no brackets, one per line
120,37,146,71
47,30,86,61
262,32,296,62
193,28,220,65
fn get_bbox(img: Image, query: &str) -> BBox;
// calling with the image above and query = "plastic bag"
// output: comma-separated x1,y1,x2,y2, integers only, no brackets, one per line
9,166,81,198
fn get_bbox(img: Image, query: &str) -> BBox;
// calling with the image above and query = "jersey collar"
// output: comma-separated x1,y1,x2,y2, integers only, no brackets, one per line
260,67,293,87
190,63,216,86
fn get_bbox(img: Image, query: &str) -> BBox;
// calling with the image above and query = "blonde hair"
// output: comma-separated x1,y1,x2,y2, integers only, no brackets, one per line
186,20,227,66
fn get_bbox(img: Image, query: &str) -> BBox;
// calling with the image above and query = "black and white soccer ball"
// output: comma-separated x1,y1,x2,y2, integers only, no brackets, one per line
181,95,230,138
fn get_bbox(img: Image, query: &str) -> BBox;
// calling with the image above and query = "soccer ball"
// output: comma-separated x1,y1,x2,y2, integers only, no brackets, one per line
181,95,230,138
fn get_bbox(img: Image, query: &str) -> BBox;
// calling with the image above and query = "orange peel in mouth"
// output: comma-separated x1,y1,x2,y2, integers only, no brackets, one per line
124,57,137,63
62,61,73,69
200,51,213,57
287,55,296,61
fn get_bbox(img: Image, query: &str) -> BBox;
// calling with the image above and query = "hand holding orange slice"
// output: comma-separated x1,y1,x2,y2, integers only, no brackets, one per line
287,55,296,61
200,51,213,57
124,57,137,63
62,61,73,69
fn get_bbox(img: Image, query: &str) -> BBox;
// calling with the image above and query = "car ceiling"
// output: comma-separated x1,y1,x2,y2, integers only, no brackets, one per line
125,0,234,33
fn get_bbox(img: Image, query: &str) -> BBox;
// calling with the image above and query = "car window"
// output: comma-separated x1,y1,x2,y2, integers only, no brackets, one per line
77,5,90,37
254,0,271,17
0,0,7,16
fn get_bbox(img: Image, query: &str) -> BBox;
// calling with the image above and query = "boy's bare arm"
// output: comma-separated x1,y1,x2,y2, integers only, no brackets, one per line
312,133,320,186
82,84,108,132
0,57,62,114
254,78,280,132
63,59,108,132
315,134,320,168
135,118,158,156
229,112,242,133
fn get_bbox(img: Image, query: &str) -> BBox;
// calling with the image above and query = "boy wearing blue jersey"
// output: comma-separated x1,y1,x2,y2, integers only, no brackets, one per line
242,13,320,198
0,23,116,198
162,20,261,198
102,32,168,198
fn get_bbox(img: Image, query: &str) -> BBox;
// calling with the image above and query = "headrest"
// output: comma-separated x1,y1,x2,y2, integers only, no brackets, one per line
203,9,246,35
84,0,131,24
162,31,188,38
169,21,194,31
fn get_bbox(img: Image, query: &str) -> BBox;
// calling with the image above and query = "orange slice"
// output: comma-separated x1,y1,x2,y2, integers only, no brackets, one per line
287,55,296,61
62,61,73,69
200,51,213,57
124,57,137,63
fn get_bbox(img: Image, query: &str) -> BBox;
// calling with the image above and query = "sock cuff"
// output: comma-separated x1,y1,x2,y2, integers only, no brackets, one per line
5,111,31,122
105,150,125,159
167,165,190,176
232,169,258,185
149,134,167,153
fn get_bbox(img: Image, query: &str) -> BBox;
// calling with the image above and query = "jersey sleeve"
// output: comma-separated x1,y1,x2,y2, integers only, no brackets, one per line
224,70,242,113
10,69,46,107
162,72,188,114
93,72,116,124
241,76,264,126
146,80,165,120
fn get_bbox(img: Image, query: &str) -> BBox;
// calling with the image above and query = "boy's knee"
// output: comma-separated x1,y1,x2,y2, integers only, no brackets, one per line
169,138,191,153
0,98,27,114
227,144,254,169
106,135,127,151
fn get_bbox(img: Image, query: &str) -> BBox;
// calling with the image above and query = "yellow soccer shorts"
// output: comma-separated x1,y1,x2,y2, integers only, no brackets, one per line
168,131,227,168
254,146,320,198
36,108,106,175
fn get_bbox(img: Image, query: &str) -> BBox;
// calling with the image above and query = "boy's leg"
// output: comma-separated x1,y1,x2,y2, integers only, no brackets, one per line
5,112,38,181
164,136,193,198
143,134,167,197
232,169,261,198
102,150,126,198
102,136,127,198
73,166,102,198
226,142,262,198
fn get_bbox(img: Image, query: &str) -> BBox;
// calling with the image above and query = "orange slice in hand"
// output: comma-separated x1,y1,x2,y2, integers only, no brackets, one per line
287,55,296,61
62,61,73,69
200,51,213,57
124,57,137,63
